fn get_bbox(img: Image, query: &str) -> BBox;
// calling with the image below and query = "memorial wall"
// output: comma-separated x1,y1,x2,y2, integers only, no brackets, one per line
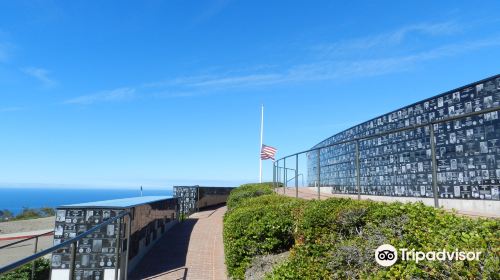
50,196,177,280
307,75,500,201
174,186,235,216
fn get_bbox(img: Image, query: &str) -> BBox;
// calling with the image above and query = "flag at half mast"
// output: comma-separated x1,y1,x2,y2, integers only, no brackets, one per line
261,144,277,160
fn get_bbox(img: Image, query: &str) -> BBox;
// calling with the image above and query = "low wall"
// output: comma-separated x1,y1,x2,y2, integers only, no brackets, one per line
196,195,230,209
50,196,178,280
127,219,177,274
174,186,235,215
306,187,500,218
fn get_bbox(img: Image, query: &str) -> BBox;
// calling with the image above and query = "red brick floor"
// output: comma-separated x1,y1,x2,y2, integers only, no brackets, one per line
277,186,336,200
129,206,227,280
277,187,499,218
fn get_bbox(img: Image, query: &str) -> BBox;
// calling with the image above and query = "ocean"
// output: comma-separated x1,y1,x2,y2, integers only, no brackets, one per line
0,187,173,215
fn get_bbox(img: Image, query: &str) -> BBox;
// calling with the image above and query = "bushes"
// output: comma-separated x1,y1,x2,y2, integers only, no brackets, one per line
223,183,500,279
0,259,50,280
1,207,56,222
226,183,275,211
224,194,302,279
269,199,500,279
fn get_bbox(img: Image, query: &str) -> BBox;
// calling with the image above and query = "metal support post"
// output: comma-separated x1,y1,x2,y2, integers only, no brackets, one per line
69,241,77,279
295,154,299,198
273,161,276,188
283,159,286,194
317,148,321,199
114,217,122,280
277,161,281,189
30,236,39,280
355,141,361,200
429,124,439,208
124,216,132,280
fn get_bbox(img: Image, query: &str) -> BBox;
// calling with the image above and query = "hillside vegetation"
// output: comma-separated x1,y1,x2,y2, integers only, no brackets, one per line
0,207,55,222
223,183,500,279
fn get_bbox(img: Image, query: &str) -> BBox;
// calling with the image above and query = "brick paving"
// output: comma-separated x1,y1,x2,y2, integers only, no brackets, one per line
277,187,500,218
277,186,336,200
129,206,227,280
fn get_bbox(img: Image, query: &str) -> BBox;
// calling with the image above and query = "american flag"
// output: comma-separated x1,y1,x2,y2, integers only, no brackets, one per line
260,144,277,160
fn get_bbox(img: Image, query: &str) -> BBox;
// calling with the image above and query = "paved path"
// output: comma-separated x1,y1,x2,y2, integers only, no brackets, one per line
277,187,500,218
0,216,54,235
277,187,336,200
129,206,227,280
0,232,53,267
0,229,53,241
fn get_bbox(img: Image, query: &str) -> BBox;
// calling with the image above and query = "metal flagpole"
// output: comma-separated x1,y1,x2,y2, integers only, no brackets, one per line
259,105,264,183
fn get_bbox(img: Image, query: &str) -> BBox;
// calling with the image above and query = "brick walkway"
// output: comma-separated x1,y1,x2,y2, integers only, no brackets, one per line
277,186,336,200
129,206,227,280
277,187,500,218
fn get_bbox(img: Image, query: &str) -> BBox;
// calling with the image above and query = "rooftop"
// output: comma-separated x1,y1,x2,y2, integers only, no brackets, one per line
58,196,173,209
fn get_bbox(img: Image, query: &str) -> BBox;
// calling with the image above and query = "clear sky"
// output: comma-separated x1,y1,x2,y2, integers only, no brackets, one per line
0,1,499,189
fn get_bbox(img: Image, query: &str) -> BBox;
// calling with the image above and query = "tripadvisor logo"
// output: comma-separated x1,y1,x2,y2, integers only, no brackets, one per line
375,244,398,267
375,244,482,267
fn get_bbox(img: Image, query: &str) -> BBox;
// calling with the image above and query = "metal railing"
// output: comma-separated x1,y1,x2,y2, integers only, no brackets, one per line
0,230,54,280
273,105,500,207
0,210,131,280
0,230,53,250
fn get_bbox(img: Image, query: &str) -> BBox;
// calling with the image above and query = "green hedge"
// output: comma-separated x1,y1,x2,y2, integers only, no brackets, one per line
0,259,50,280
223,183,500,279
269,198,500,279
226,183,275,211
224,194,303,279
224,182,301,279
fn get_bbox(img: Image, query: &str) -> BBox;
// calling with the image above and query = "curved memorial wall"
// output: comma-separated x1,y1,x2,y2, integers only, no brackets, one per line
307,75,500,203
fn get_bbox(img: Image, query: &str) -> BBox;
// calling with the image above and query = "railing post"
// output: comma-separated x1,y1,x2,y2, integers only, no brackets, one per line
355,140,361,200
283,159,286,194
317,148,321,199
69,241,77,280
124,215,132,280
31,236,39,280
277,161,281,190
295,154,299,198
273,161,276,188
429,124,440,208
115,217,122,280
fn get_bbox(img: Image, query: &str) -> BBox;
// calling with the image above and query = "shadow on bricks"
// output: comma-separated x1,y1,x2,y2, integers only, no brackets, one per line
128,218,198,280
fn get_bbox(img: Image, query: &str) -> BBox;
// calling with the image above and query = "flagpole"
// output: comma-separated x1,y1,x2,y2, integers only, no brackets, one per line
259,105,264,183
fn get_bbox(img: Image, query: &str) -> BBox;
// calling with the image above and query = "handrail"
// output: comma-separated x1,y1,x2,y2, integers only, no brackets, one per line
0,230,54,250
273,103,500,205
0,210,130,276
275,105,500,161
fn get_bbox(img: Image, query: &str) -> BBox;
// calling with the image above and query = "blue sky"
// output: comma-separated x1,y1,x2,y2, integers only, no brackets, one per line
0,1,499,189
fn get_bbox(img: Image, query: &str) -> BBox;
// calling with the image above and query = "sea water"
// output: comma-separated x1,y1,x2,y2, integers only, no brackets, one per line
0,187,173,215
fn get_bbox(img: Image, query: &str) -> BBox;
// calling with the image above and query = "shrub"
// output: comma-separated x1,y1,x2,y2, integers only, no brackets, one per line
0,209,14,222
223,183,500,279
0,258,50,280
266,246,330,280
269,199,379,279
224,194,302,280
39,207,55,217
7,207,56,221
271,200,500,279
226,183,275,211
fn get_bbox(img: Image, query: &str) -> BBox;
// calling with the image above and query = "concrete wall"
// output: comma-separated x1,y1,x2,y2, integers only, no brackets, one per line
196,194,230,209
